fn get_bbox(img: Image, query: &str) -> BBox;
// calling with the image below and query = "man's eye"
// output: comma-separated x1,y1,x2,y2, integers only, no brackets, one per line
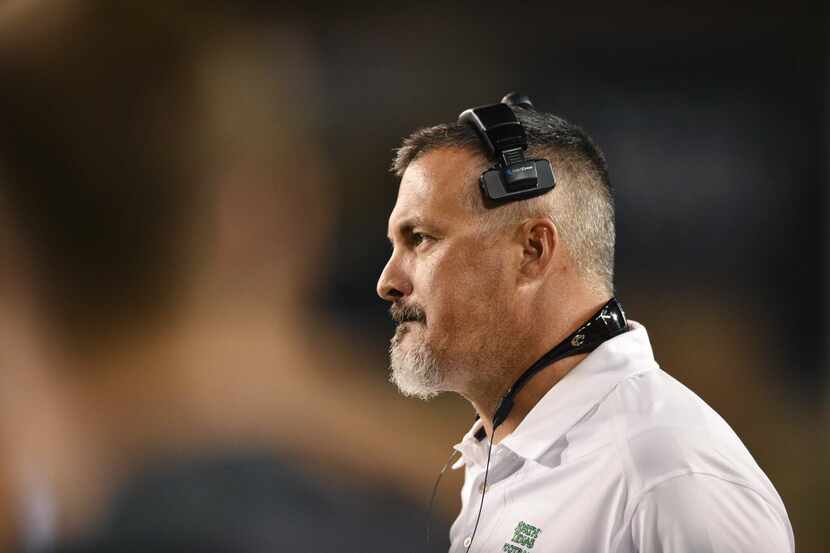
412,232,430,247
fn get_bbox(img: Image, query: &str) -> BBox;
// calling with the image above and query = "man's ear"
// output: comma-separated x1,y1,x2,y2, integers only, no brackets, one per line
517,217,558,280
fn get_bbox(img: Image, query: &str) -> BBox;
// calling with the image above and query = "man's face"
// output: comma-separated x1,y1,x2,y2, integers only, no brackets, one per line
377,148,522,399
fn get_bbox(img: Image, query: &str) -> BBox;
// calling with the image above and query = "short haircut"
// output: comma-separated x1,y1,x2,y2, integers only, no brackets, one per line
392,108,615,294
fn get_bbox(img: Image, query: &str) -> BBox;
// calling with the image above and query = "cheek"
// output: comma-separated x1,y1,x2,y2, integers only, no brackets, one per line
424,247,513,337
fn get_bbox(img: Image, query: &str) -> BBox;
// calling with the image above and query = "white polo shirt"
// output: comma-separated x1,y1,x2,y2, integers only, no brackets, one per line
449,322,794,553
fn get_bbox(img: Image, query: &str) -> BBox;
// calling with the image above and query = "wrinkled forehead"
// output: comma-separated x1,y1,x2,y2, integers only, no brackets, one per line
388,147,486,231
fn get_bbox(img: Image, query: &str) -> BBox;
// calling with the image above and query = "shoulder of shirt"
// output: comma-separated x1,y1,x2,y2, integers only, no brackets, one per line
565,366,780,504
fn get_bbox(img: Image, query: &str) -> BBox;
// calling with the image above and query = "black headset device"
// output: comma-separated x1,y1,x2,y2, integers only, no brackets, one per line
424,94,628,553
457,92,555,204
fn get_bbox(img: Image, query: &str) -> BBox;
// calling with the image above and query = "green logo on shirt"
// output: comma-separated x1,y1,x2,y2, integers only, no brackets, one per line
503,520,541,552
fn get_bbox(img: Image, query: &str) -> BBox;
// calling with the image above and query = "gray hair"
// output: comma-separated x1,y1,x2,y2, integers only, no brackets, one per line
391,108,615,295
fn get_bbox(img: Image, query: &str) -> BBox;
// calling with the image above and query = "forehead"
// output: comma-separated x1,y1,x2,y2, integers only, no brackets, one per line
389,147,485,231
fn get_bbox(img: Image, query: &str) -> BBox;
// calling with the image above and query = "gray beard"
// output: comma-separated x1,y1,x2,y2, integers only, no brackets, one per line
388,325,444,400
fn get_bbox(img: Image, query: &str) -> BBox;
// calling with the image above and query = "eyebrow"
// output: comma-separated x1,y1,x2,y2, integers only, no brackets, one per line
387,216,426,241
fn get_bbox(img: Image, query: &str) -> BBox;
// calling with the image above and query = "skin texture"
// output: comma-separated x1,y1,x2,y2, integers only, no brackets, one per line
378,147,610,442
381,148,521,397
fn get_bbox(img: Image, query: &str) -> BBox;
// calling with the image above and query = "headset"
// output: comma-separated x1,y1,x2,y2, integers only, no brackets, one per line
424,94,628,553
457,92,555,204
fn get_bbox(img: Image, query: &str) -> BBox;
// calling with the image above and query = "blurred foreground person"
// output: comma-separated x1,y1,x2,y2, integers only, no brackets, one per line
377,95,794,552
0,2,425,552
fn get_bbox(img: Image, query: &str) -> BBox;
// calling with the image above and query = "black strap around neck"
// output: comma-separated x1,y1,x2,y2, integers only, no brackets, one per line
475,298,628,440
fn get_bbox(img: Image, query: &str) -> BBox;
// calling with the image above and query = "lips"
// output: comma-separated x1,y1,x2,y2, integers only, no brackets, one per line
398,320,425,327
395,319,424,335
398,317,424,325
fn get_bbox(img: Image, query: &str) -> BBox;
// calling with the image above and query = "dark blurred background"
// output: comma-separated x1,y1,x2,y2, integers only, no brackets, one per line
316,2,828,394
0,1,827,552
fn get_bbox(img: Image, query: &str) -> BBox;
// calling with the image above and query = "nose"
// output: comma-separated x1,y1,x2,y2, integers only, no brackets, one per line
376,254,412,302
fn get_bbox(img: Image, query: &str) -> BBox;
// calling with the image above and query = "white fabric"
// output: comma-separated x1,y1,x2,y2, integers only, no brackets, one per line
449,322,794,553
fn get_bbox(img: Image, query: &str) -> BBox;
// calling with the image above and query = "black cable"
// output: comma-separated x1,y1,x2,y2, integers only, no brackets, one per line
464,430,494,553
490,298,627,431
426,448,461,548
423,432,493,553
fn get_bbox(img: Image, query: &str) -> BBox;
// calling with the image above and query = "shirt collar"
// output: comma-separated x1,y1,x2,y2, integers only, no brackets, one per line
452,418,487,469
453,321,658,467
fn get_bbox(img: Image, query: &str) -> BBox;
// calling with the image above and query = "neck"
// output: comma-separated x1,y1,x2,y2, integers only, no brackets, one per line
469,294,612,444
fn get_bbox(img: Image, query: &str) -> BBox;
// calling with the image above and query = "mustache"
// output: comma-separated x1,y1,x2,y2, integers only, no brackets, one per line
389,302,426,324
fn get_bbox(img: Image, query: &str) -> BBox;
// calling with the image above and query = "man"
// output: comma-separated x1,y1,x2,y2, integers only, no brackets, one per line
377,95,794,552
0,3,432,552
